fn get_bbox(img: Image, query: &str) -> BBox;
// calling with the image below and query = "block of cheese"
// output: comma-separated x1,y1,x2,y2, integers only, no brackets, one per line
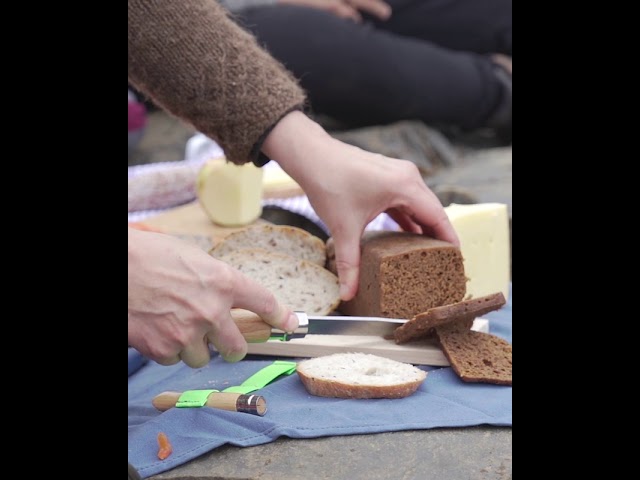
196,158,263,227
444,203,510,300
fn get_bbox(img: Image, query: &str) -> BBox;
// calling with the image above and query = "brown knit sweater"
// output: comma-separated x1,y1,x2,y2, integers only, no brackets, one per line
128,0,306,165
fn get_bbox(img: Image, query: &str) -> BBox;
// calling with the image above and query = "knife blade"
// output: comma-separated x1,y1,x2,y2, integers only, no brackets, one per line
231,309,408,343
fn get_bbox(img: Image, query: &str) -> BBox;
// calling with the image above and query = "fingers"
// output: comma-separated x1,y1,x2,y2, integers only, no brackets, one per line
388,162,460,246
388,202,459,246
421,215,460,246
128,324,180,366
329,2,362,22
386,207,422,234
229,269,299,332
206,313,248,363
180,266,298,366
348,0,392,20
409,189,460,246
154,354,181,366
178,315,247,366
179,336,211,368
329,224,363,301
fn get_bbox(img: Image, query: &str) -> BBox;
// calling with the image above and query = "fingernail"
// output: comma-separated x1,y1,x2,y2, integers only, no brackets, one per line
223,346,247,363
339,267,358,301
340,282,351,301
286,312,299,332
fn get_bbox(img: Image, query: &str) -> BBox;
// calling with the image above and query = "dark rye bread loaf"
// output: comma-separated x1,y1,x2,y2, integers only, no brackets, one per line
327,231,467,319
394,292,506,344
435,322,512,386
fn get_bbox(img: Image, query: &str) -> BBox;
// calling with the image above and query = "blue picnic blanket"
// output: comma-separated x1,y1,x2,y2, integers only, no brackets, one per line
128,287,512,478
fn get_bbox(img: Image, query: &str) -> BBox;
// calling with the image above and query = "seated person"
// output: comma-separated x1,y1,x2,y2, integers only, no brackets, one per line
220,0,512,142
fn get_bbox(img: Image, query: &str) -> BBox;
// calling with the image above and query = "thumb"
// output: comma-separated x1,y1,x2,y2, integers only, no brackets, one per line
331,228,363,301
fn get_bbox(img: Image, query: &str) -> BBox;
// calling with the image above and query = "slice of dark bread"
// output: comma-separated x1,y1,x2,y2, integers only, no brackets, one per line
394,292,506,344
435,322,512,386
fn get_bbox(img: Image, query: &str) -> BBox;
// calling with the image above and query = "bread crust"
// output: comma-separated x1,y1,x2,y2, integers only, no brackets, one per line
210,224,326,266
394,292,506,344
296,353,427,399
436,324,512,386
215,248,339,315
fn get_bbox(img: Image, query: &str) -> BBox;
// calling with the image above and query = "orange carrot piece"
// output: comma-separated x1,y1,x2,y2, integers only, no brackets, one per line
157,432,173,460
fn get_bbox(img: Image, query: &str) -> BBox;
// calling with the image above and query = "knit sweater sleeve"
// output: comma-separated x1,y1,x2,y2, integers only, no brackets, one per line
128,0,306,165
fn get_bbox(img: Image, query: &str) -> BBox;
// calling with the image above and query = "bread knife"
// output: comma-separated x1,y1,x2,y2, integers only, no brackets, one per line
231,309,408,343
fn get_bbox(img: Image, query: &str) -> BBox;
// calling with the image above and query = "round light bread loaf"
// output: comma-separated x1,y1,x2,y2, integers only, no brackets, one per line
210,224,326,266
214,248,339,315
296,353,427,399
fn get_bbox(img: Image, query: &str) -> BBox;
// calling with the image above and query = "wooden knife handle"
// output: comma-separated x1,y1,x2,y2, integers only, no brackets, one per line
153,391,267,416
231,309,272,343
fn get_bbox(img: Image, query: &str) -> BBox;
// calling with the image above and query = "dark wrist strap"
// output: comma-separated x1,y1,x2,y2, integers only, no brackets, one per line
250,105,305,167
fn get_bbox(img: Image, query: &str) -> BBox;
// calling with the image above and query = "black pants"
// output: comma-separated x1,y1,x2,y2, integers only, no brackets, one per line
233,0,511,130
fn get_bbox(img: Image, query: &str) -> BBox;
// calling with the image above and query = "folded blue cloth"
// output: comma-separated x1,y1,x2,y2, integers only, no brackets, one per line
129,288,512,478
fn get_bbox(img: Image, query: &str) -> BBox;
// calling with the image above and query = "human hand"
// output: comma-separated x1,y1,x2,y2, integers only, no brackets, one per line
262,111,459,301
128,228,298,367
277,0,391,22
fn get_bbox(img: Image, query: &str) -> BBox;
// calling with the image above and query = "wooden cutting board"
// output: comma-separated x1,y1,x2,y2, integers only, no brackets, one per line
247,319,489,366
136,201,268,246
137,201,488,366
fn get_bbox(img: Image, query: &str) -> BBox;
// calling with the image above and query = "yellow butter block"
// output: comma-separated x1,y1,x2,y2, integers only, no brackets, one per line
445,203,511,300
262,162,299,190
197,158,263,227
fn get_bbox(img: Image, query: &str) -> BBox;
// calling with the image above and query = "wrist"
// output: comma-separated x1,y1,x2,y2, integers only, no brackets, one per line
251,106,304,167
261,111,331,180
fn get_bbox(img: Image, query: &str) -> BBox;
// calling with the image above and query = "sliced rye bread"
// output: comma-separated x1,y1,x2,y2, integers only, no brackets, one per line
435,322,512,386
210,224,326,266
393,292,506,344
296,352,427,399
214,248,340,315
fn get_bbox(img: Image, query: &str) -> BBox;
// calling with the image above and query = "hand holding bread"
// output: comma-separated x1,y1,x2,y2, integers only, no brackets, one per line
210,224,340,315
261,111,459,301
127,228,299,367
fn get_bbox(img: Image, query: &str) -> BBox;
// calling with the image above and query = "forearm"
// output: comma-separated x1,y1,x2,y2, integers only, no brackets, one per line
128,0,305,165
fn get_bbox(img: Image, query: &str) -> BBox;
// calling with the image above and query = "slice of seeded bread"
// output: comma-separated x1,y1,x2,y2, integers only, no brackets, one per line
210,224,326,266
214,248,339,315
394,292,506,344
435,322,512,386
296,352,427,399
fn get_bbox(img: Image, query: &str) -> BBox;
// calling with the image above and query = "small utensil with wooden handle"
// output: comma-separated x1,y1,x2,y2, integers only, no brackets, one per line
231,309,408,342
153,391,267,416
